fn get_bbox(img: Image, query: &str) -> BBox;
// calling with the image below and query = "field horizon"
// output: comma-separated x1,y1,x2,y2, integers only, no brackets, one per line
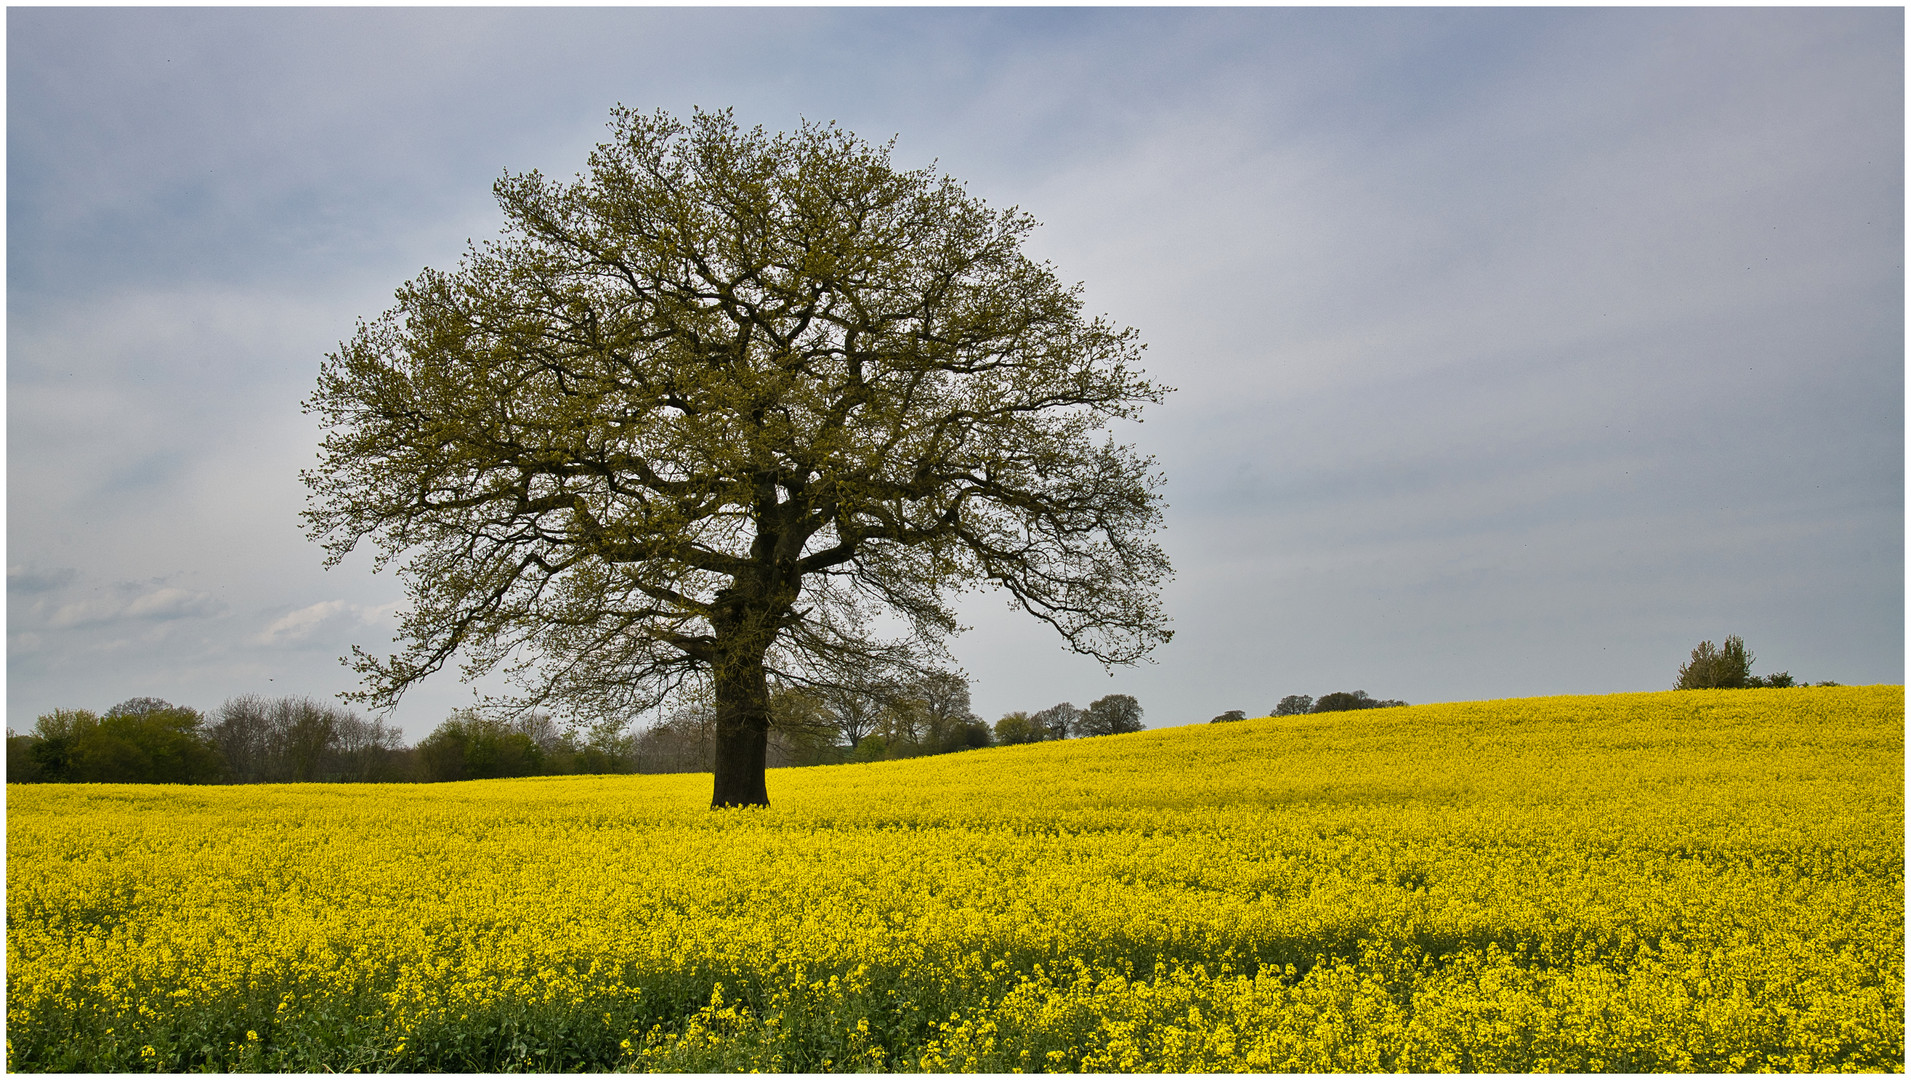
9,685,1904,1072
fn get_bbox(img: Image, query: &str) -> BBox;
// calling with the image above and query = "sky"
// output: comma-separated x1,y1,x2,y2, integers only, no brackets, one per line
8,7,1904,740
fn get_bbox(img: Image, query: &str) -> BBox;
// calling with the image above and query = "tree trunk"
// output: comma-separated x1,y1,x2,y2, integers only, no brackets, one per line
709,653,772,808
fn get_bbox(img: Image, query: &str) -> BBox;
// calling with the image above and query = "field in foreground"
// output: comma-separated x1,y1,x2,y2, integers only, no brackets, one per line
8,687,1904,1073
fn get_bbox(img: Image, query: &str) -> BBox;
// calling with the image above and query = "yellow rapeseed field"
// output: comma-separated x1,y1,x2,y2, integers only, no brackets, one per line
7,686,1903,1072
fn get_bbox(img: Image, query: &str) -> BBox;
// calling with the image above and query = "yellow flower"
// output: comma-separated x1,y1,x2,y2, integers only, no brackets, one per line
3,687,1901,1073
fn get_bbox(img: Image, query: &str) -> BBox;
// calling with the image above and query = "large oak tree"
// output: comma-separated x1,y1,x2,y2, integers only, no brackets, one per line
303,107,1172,807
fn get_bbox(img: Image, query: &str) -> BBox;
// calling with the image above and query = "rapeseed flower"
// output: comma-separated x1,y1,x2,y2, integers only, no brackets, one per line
7,687,1901,1072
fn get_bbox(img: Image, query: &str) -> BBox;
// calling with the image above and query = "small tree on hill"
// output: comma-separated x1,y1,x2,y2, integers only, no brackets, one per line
1675,635,1802,689
1272,695,1313,716
1079,693,1144,737
993,711,1040,745
875,668,984,756
1675,636,1753,689
1032,702,1081,741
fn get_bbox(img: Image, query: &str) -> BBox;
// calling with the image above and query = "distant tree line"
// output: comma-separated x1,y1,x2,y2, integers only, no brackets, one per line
1209,690,1409,723
7,672,1153,785
9,696,415,785
10,698,229,784
991,694,1145,745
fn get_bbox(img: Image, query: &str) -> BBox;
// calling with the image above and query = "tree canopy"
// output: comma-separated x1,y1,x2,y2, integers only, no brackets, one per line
1675,636,1800,689
303,107,1172,806
1079,693,1144,736
1312,690,1407,713
16,699,225,784
1031,702,1083,741
1677,636,1754,689
992,711,1040,746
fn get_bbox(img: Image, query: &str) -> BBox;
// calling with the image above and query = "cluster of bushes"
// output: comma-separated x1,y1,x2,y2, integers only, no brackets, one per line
1195,635,1838,733
812,670,998,762
1674,635,1835,690
9,698,228,784
9,696,424,785
1209,691,1409,724
990,695,1145,745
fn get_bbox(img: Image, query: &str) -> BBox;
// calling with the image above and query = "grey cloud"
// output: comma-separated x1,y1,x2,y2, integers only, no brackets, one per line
257,599,402,649
13,579,227,630
122,587,226,622
8,566,78,595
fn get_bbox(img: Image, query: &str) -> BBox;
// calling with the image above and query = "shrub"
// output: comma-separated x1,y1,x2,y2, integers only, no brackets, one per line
415,711,545,782
1031,703,1080,741
1676,636,1754,689
1675,636,1826,690
7,731,41,781
993,712,1041,746
1210,710,1247,724
1312,691,1406,713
